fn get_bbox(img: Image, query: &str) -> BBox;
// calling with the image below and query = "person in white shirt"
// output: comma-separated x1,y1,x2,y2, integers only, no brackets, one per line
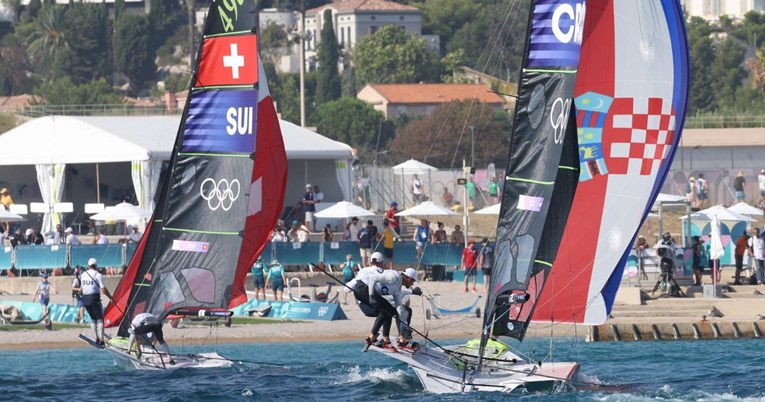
128,312,173,364
758,169,765,206
345,252,417,351
95,229,109,244
65,227,81,246
412,174,423,203
128,226,143,243
80,258,113,347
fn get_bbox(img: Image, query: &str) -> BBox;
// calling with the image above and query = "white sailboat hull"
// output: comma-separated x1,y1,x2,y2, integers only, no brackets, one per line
81,335,233,370
371,345,578,394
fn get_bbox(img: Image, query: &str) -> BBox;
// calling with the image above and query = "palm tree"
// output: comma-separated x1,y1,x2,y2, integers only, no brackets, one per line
25,4,70,81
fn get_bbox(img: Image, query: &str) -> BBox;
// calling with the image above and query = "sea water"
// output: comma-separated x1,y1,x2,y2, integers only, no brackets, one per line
2,337,764,401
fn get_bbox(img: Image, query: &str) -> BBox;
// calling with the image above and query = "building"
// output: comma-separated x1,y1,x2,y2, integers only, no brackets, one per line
682,0,765,21
357,83,506,119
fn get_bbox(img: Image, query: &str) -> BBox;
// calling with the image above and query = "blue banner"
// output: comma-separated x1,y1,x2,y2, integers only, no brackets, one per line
528,0,585,68
182,89,259,153
231,299,347,321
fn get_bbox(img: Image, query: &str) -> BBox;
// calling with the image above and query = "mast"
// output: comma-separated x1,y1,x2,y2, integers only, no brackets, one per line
477,0,586,370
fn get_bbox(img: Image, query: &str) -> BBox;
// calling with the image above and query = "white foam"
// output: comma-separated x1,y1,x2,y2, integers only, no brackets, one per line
333,366,409,386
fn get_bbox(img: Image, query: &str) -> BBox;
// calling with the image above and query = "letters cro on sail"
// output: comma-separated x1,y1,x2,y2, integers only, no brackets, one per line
532,0,691,326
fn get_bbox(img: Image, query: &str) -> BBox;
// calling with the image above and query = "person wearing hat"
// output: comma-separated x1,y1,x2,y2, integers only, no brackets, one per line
462,240,478,293
80,258,113,347
395,267,423,350
384,201,400,234
265,259,286,301
64,227,81,245
33,272,56,319
128,225,143,243
71,266,85,324
345,252,418,351
0,187,12,234
302,183,316,231
733,170,747,203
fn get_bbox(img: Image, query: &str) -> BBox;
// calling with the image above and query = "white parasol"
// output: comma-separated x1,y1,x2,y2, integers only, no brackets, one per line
0,209,24,222
709,214,724,290
474,203,501,215
680,205,755,223
314,201,376,219
90,202,151,222
395,201,458,217
391,159,438,175
727,202,764,216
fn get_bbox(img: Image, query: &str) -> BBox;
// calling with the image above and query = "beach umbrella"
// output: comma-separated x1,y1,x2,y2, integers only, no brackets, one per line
653,193,687,204
681,205,755,223
709,215,724,290
314,201,375,219
395,201,458,217
0,209,23,222
90,202,151,222
391,159,437,175
727,202,764,216
475,203,501,215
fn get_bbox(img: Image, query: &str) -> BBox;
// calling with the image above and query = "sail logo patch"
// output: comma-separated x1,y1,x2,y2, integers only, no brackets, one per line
183,90,258,153
200,178,241,211
528,0,585,68
517,195,544,212
172,240,209,253
550,97,572,144
195,34,258,87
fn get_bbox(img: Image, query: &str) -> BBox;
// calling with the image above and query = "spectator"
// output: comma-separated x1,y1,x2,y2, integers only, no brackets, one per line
71,266,85,323
380,220,399,270
302,184,316,231
384,201,400,234
95,229,109,245
451,225,465,245
691,236,705,286
432,222,447,243
733,170,746,203
752,228,765,285
466,176,476,210
635,235,650,280
251,257,266,301
488,176,500,204
27,228,44,245
288,220,310,243
0,188,13,233
696,173,709,208
9,228,25,248
734,231,750,285
462,240,478,293
478,238,494,292
345,217,360,241
340,254,358,304
685,177,697,206
358,219,379,266
65,227,81,245
413,219,430,261
314,185,324,204
758,169,765,206
128,226,143,243
322,224,334,242
412,174,423,204
33,272,55,319
441,188,454,207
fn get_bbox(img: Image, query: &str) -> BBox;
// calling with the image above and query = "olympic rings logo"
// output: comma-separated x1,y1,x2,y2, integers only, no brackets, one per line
200,178,241,211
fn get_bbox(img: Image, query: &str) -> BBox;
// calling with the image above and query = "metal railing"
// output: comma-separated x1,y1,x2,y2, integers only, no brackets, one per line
684,115,765,129
18,104,180,118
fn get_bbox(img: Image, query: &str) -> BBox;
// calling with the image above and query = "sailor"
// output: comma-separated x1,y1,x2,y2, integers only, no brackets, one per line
345,252,417,351
394,268,422,350
251,256,266,301
80,258,113,347
128,312,174,364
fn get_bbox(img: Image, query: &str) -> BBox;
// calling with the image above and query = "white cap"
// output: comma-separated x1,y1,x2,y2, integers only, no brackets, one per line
403,268,417,282
306,183,312,188
370,251,385,263
65,227,73,233
88,258,97,267
25,228,32,236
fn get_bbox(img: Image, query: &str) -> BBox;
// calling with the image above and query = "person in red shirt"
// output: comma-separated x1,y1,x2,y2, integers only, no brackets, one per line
734,231,751,285
385,201,400,234
462,240,478,293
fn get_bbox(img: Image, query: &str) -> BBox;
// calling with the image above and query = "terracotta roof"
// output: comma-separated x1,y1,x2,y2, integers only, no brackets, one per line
0,95,33,113
307,0,420,14
366,84,505,104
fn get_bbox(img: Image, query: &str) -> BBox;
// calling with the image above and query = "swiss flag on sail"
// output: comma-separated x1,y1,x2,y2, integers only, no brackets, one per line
194,34,258,88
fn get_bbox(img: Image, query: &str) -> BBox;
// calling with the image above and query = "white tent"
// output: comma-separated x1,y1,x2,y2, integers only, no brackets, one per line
0,116,354,231
680,205,756,223
391,159,437,175
475,203,500,215
727,202,764,216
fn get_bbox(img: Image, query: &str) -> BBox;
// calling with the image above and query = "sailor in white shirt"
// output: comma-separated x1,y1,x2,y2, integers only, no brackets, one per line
345,252,417,351
80,258,113,347
128,312,173,364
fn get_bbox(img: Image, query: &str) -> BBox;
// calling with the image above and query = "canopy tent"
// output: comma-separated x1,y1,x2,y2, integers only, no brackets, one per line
391,159,437,206
681,205,756,223
652,192,692,246
395,201,458,217
727,202,764,216
0,116,353,232
314,201,375,219
475,203,501,215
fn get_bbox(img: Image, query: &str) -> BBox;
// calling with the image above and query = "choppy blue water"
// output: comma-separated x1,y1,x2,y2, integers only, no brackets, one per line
2,337,764,401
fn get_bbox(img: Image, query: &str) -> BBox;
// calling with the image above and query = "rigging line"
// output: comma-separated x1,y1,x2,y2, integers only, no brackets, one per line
309,262,469,364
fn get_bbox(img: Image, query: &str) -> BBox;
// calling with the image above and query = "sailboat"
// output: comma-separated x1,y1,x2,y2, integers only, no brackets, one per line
81,0,288,370
371,0,689,393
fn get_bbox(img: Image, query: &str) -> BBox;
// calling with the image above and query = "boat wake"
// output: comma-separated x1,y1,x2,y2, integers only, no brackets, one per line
337,366,410,386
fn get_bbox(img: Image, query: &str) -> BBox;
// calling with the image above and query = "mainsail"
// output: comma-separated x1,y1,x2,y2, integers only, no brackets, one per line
484,0,585,342
532,0,690,325
104,1,287,334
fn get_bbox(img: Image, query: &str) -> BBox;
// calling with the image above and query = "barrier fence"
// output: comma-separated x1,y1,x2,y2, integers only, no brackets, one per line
0,241,466,271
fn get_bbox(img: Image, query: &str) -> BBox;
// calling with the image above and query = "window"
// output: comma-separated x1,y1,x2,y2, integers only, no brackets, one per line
370,26,378,34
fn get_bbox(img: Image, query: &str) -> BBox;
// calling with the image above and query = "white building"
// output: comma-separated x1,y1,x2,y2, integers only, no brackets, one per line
683,0,765,21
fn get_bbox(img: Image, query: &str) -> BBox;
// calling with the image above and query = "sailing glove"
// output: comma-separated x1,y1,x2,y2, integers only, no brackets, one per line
411,287,422,296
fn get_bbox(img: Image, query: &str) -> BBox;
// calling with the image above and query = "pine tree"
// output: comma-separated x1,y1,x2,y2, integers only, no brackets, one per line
315,9,341,105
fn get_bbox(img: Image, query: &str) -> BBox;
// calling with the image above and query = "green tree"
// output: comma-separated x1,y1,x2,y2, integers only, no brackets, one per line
314,97,386,160
0,34,34,95
710,37,746,108
352,25,440,84
24,4,70,81
0,112,18,134
114,0,125,19
273,73,301,124
315,9,340,105
686,17,716,114
62,3,112,85
32,76,121,105
260,21,290,68
389,100,511,168
114,13,155,96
